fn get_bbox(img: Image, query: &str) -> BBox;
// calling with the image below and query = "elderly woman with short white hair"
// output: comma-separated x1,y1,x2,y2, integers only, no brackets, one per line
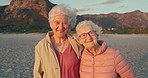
34,4,80,78
76,20,135,78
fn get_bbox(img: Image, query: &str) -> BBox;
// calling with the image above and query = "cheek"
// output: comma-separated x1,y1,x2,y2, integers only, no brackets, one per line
82,40,87,46
65,24,70,29
50,23,55,29
79,39,84,45
93,37,98,44
50,24,59,31
64,26,69,30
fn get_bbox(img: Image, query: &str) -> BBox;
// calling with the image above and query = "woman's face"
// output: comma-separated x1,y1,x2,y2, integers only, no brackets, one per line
78,24,98,49
50,15,69,38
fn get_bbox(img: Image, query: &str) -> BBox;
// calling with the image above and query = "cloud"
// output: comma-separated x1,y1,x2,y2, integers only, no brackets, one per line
77,8,94,14
83,0,121,7
77,8,100,15
115,5,128,10
97,0,121,4
77,8,100,13
77,8,92,12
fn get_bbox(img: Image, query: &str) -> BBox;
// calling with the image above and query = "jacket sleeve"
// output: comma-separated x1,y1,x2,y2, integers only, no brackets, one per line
33,47,43,78
115,50,135,78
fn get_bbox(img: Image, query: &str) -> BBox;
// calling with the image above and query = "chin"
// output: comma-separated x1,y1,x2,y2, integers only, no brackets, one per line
85,45,95,49
57,34,66,38
85,46,94,50
86,43,95,46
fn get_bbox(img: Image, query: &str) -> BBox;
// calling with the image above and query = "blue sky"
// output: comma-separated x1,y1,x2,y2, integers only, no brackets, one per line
0,0,148,15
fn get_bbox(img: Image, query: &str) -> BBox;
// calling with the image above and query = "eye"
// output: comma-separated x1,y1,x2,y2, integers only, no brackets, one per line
89,31,95,35
63,23,68,26
63,21,68,24
54,21,59,25
79,33,87,38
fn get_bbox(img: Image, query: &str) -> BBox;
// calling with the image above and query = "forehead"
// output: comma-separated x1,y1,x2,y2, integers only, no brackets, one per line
78,24,94,34
53,15,68,21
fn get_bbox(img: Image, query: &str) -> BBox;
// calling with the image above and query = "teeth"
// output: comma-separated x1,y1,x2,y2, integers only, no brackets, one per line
58,30,64,32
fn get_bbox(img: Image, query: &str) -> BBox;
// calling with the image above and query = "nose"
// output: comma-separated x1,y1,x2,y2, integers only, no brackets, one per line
58,23,64,29
86,34,92,39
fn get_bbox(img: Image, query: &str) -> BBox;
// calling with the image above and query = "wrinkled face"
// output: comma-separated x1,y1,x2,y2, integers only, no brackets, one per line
50,15,69,38
78,24,98,49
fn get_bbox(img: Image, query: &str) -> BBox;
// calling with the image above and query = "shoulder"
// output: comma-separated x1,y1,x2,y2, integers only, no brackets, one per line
105,46,121,56
106,47,118,52
35,37,46,49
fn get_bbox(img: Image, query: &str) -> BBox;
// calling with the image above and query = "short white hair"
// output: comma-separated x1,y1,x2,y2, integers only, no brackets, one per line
48,4,77,29
76,20,102,36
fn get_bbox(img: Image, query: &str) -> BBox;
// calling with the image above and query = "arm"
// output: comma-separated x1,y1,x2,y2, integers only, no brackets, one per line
33,47,43,78
115,50,135,78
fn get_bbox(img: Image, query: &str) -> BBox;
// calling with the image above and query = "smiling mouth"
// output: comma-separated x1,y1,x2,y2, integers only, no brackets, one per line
86,40,93,43
57,30,65,33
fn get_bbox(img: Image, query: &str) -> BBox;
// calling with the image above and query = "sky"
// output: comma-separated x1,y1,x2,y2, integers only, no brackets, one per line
0,0,148,15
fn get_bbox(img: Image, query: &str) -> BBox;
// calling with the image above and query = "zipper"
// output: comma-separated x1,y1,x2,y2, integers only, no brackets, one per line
93,56,95,78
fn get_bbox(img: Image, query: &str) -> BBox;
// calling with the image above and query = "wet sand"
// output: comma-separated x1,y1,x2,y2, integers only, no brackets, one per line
0,33,148,78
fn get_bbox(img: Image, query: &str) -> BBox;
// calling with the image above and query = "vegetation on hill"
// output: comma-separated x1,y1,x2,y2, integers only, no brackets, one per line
103,27,148,34
0,25,51,33
0,25,148,34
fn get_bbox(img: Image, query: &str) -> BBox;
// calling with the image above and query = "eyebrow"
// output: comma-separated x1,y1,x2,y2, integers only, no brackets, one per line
79,31,94,35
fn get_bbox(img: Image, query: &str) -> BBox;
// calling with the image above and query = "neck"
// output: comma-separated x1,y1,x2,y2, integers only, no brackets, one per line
87,43,100,55
53,35,67,43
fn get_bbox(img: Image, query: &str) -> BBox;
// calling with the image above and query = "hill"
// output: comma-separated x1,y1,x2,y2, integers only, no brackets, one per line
0,0,148,33
79,10,148,28
0,0,56,26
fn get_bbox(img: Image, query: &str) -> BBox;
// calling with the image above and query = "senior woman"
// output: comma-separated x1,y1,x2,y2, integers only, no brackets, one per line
76,20,135,78
33,4,80,78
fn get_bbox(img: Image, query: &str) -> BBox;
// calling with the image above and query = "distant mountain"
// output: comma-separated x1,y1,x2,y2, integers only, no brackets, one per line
79,10,148,28
0,0,56,26
0,0,148,28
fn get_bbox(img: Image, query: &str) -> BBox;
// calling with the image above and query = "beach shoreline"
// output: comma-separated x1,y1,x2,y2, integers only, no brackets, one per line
0,34,148,78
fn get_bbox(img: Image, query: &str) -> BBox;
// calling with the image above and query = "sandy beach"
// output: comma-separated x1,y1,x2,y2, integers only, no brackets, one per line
0,33,148,78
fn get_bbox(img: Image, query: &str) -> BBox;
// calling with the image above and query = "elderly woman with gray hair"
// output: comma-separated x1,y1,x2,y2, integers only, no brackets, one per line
76,20,135,78
33,4,80,78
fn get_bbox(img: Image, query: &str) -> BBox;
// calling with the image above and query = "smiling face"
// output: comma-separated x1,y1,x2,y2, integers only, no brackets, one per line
50,15,69,38
78,24,98,49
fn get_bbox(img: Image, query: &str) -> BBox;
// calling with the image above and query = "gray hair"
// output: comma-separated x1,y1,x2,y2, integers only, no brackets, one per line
76,20,102,36
48,4,77,29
